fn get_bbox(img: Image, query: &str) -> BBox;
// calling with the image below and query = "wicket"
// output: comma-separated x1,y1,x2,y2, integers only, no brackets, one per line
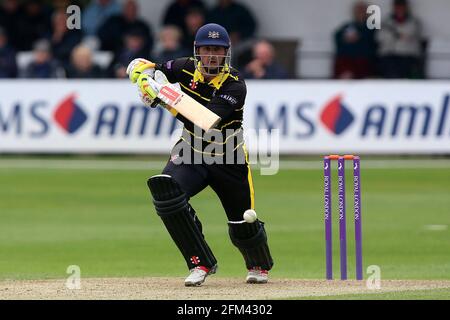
323,155,362,280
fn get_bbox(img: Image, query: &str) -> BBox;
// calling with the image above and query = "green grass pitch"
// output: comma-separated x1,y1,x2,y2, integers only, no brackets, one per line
0,159,449,289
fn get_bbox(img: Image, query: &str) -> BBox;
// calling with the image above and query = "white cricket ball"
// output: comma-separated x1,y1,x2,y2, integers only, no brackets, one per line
243,209,257,223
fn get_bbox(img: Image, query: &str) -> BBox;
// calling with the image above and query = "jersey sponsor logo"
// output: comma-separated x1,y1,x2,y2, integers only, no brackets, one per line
219,94,238,105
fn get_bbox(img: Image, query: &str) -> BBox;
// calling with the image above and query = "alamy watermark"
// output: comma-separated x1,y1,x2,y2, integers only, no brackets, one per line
64,4,381,31
367,5,381,30
66,5,81,30
66,265,81,290
366,265,381,289
168,126,280,175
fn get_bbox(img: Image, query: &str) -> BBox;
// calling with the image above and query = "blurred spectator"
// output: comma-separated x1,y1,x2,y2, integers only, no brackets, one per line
243,40,288,79
0,27,17,78
48,9,83,67
0,0,23,49
51,0,72,10
207,0,257,45
182,7,206,51
65,44,104,78
154,25,190,63
377,0,423,78
82,0,121,36
15,0,53,51
21,39,64,78
109,29,151,78
98,0,153,54
333,1,377,79
162,0,205,37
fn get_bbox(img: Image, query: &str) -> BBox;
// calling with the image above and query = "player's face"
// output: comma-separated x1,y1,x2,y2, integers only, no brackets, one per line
198,46,227,75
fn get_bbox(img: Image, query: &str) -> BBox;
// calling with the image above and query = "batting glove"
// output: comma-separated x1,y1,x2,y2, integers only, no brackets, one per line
126,58,155,83
137,70,182,102
137,86,161,108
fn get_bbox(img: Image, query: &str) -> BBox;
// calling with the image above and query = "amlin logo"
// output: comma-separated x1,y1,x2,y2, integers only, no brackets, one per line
254,92,449,140
0,91,179,139
53,94,87,134
320,95,355,135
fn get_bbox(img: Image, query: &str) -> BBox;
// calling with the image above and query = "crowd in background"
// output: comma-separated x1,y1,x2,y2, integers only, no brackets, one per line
334,0,424,79
0,0,426,80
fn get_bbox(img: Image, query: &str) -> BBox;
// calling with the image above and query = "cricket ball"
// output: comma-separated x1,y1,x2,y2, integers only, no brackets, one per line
243,209,257,223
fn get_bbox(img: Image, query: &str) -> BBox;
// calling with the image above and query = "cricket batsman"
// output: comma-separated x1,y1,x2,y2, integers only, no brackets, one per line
127,23,274,286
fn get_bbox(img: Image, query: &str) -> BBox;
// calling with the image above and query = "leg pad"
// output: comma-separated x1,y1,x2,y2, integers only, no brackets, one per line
228,221,274,270
148,174,217,269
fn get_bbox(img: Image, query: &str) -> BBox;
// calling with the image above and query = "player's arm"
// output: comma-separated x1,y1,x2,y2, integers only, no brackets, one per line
136,70,220,131
126,57,189,84
206,81,247,120
155,58,191,83
125,58,176,114
125,59,177,116
126,57,189,109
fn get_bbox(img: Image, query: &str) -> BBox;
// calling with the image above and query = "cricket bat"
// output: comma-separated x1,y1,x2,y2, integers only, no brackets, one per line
156,80,221,132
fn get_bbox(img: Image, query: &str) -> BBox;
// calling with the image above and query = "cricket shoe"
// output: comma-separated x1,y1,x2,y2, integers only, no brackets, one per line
184,265,218,287
246,267,269,284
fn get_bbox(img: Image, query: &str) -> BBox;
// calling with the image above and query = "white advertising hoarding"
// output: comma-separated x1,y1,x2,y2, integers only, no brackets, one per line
0,80,449,154
0,80,180,153
244,81,450,154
